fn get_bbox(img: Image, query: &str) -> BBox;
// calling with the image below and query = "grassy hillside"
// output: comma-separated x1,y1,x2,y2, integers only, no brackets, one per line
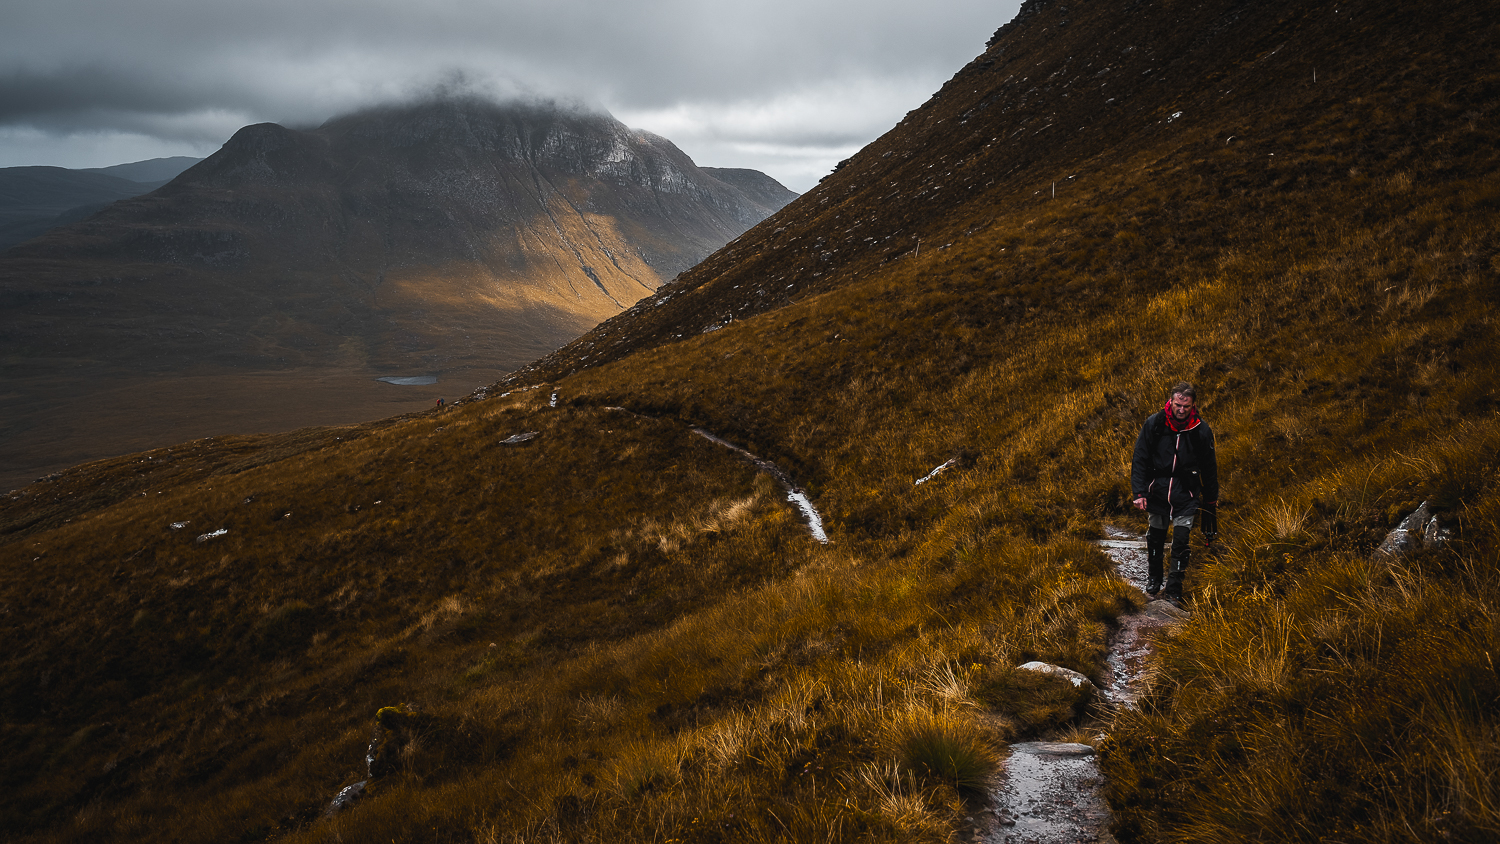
1,0,1498,841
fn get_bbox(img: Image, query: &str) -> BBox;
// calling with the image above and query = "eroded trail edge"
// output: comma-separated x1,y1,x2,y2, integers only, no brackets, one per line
495,390,831,544
1097,528,1190,707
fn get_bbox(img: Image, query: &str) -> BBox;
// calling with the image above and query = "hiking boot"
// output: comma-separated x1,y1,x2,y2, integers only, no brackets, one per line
1145,527,1167,596
1162,572,1184,601
1162,525,1192,602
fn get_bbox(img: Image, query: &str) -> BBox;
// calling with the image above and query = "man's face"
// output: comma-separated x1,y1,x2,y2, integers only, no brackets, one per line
1170,393,1195,420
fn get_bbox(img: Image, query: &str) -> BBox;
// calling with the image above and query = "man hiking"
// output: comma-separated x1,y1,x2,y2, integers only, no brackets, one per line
1130,382,1219,604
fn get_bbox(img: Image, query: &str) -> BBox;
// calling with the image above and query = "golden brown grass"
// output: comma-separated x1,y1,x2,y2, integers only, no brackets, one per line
0,379,1136,843
1103,422,1500,842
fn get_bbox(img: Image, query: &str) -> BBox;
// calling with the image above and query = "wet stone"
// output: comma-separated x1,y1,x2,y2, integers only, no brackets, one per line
326,780,367,816
1141,599,1189,622
1374,501,1430,559
1374,501,1451,559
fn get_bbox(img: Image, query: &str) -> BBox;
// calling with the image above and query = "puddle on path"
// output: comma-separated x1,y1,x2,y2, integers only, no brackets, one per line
984,743,1113,844
985,526,1188,843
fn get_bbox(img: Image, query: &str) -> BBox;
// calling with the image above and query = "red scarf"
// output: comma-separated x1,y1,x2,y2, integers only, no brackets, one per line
1163,402,1202,432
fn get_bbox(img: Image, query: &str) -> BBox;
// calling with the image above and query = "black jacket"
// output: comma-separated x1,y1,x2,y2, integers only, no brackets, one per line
1131,410,1218,519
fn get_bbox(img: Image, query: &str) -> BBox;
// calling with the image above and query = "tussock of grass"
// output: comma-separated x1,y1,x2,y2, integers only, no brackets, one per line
279,537,1119,844
888,707,1002,796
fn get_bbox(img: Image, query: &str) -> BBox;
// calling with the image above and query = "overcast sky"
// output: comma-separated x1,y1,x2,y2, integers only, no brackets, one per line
0,0,1018,192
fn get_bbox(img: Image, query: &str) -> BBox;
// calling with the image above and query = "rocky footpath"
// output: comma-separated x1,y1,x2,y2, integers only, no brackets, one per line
982,500,1445,843
981,527,1188,844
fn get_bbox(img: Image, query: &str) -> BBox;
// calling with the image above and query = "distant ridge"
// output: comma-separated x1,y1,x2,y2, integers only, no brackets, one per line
701,167,800,211
0,166,158,251
0,157,202,252
79,156,201,184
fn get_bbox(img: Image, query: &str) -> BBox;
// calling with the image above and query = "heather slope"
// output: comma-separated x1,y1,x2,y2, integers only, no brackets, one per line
1,1,1498,842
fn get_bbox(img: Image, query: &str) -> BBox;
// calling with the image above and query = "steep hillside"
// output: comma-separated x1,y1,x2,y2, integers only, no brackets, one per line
515,0,1499,391
1,1,1498,842
0,99,794,490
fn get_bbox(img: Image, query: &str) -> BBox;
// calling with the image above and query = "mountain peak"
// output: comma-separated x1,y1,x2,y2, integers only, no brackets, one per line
0,95,796,489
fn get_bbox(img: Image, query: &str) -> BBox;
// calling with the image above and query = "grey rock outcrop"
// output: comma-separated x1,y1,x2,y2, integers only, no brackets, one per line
325,780,367,816
1141,599,1190,622
1374,501,1450,560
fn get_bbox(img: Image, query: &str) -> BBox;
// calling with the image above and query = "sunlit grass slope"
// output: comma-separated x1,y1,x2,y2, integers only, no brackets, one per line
2,0,1498,841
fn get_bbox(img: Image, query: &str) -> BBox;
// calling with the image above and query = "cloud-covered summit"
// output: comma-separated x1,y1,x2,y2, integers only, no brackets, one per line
0,0,1017,191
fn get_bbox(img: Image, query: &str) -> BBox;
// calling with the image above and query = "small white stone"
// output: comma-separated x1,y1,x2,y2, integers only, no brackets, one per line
1017,661,1092,688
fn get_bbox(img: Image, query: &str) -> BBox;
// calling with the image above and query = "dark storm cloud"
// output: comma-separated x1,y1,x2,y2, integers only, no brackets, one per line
0,0,1018,190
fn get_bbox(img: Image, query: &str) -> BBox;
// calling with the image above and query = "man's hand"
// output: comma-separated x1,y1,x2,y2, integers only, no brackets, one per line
1133,496,1147,510
1201,500,1219,545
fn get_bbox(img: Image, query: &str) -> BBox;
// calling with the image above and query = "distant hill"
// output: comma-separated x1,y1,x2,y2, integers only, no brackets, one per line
701,167,800,211
0,157,200,251
0,166,159,251
79,156,201,184
0,99,795,489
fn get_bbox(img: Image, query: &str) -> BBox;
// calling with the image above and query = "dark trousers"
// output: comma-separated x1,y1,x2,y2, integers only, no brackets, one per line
1145,525,1192,599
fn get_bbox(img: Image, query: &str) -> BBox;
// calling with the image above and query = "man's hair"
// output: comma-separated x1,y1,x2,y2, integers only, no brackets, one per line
1169,381,1197,401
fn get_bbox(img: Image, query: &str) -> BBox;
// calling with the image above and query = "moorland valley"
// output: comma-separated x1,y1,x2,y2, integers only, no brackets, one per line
2,0,1499,842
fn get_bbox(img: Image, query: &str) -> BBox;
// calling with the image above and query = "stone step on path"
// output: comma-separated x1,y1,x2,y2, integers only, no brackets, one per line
982,526,1189,844
1095,539,1146,550
986,742,1113,844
